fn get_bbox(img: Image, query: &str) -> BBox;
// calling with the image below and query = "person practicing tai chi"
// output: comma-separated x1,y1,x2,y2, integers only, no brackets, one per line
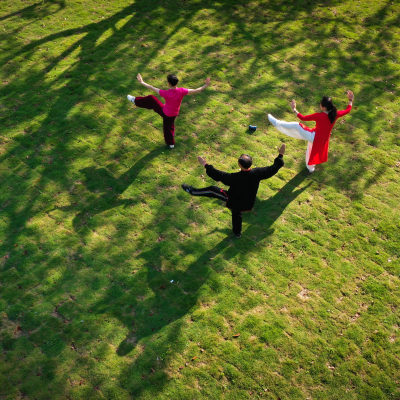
268,90,354,173
127,73,210,148
181,144,286,238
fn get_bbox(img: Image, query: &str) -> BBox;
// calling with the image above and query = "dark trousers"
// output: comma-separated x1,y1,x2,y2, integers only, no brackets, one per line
134,95,176,146
190,186,243,235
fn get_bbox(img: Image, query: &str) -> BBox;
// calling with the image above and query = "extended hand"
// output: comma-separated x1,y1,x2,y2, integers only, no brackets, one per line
205,77,211,86
346,90,354,101
278,143,286,155
137,73,144,83
290,99,296,111
197,156,207,167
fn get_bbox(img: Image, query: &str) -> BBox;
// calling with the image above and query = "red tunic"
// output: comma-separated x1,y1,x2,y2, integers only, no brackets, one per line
297,104,352,165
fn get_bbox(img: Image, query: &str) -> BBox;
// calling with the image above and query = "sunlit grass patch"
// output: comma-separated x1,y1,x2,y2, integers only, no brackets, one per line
0,0,399,399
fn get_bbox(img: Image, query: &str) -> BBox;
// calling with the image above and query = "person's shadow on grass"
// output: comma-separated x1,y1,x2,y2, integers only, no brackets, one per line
114,170,310,356
114,234,234,357
243,169,311,239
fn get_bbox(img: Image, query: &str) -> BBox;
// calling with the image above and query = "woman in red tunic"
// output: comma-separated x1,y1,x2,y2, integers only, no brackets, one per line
268,90,354,172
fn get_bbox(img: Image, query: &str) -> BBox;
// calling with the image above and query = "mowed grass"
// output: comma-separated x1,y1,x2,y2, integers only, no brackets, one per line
0,0,399,399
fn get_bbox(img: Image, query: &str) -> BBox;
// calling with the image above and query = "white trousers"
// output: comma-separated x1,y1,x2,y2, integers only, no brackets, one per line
271,117,316,172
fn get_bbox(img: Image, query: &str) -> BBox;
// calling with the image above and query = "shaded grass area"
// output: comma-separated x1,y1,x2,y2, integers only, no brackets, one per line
0,0,399,399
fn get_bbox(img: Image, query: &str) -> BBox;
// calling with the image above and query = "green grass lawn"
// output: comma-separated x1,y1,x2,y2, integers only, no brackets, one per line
0,0,399,399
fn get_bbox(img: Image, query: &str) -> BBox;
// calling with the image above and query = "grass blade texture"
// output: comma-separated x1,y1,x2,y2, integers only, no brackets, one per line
0,0,399,399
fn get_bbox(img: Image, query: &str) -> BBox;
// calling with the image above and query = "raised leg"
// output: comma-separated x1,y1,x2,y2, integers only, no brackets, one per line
268,114,315,142
134,95,164,117
182,185,228,201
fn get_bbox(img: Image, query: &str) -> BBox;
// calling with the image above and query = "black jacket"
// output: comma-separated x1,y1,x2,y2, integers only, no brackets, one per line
205,155,284,211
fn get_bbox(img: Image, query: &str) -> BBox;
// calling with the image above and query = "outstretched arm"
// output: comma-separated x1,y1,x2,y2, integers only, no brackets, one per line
337,90,354,117
290,99,301,116
198,156,233,185
137,73,160,95
187,77,211,95
255,144,285,180
290,99,319,121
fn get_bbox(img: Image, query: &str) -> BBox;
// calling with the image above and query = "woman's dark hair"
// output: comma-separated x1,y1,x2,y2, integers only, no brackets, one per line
321,96,337,123
238,154,252,169
167,74,179,86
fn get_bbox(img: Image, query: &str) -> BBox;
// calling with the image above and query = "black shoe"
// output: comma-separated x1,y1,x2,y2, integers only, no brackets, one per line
181,184,193,194
234,233,242,238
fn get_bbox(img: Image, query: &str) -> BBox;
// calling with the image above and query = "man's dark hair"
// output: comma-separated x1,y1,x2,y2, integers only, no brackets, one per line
238,154,252,169
167,74,179,86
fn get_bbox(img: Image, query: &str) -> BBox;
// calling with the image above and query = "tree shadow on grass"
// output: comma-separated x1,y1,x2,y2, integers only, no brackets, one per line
0,0,397,397
0,0,65,22
0,0,216,262
0,2,323,396
54,145,165,234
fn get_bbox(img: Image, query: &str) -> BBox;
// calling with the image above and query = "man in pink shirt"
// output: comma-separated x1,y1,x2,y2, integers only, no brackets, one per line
127,73,210,148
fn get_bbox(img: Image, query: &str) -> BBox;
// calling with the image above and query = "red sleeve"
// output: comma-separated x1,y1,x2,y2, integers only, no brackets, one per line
296,112,320,121
336,104,352,118
159,89,166,98
181,88,189,96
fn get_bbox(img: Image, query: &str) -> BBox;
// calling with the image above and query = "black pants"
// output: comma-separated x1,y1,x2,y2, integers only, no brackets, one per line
134,95,176,145
190,186,242,235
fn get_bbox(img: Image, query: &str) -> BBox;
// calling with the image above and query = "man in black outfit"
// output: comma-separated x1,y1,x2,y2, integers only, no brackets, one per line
182,144,286,237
